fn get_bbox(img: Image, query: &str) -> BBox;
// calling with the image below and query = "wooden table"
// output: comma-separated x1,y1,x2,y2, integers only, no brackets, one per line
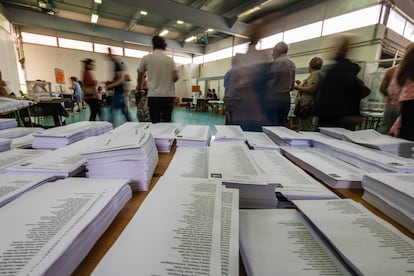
72,145,413,275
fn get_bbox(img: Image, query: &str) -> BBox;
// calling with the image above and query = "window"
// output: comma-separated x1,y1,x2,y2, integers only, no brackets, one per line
387,9,406,35
259,33,283,50
94,43,123,55
284,21,322,44
203,52,217,63
58,38,93,51
124,48,148,58
323,5,381,36
403,21,414,41
21,32,57,46
174,56,192,64
233,43,249,55
193,55,204,64
216,47,233,60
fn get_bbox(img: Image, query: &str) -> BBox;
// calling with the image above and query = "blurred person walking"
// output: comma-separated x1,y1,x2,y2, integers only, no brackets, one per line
82,58,102,121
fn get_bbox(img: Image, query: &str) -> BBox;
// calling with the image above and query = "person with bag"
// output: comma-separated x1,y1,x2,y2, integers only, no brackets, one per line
70,76,85,112
82,58,102,121
294,57,323,131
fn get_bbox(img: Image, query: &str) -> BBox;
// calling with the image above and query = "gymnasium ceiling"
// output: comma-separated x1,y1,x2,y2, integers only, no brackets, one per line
1,0,326,54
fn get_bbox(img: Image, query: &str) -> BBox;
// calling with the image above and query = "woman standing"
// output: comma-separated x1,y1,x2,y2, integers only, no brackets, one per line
71,76,84,112
82,58,101,121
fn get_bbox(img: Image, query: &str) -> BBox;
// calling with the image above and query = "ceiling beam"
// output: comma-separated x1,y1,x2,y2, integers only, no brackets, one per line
116,0,249,38
4,6,204,54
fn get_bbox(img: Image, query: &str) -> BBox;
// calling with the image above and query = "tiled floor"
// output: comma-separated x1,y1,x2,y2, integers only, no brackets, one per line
39,103,226,131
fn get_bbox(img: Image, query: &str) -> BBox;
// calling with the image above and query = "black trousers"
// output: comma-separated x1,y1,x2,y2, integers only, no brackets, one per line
85,98,101,121
399,99,414,141
147,97,175,123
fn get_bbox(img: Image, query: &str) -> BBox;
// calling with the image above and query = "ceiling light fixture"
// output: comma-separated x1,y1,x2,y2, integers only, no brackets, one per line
177,20,184,24
140,11,148,16
185,36,196,42
91,13,99,24
94,0,102,3
159,29,169,36
207,28,214,32
238,6,261,18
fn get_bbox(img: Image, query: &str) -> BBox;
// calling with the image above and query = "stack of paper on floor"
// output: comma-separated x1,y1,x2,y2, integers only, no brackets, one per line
32,121,113,149
243,131,280,151
146,122,181,152
82,125,158,191
0,118,18,129
249,149,338,203
239,209,352,275
0,148,49,172
362,173,414,234
309,132,414,173
6,136,99,177
176,124,211,147
208,140,278,208
0,173,57,207
163,147,209,179
262,126,312,146
281,147,365,189
293,199,414,275
214,125,246,142
92,176,239,276
0,138,11,152
0,177,131,276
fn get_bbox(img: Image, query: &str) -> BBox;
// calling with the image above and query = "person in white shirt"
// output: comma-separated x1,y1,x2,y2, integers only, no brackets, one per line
137,35,178,123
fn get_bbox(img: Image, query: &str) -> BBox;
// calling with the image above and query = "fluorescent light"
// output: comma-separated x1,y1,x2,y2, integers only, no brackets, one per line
140,11,148,15
185,36,196,42
159,29,169,36
207,28,214,32
94,0,102,3
177,20,184,24
91,13,99,23
238,6,261,18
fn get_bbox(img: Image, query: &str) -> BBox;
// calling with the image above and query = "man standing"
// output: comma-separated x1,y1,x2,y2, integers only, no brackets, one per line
267,42,296,126
137,35,178,123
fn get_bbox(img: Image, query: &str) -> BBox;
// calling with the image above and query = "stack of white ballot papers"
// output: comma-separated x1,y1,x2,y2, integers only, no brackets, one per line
0,126,44,139
362,173,414,234
309,132,414,173
293,199,414,275
0,97,34,114
0,118,18,129
0,138,11,152
6,136,99,177
145,122,181,152
262,126,312,146
82,125,158,191
208,141,278,208
0,148,49,172
281,147,366,189
92,176,239,276
320,127,414,158
163,147,209,178
214,125,246,142
243,131,280,151
32,121,113,149
176,124,211,147
0,177,132,276
0,173,57,207
239,209,353,275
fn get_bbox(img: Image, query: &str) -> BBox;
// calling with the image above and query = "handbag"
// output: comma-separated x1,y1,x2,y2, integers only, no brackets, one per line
137,94,151,122
83,85,95,97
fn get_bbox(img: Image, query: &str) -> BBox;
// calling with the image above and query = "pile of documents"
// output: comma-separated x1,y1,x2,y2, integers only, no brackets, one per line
82,126,158,191
0,118,17,129
243,131,280,151
362,173,414,233
0,148,49,172
214,125,246,142
32,121,113,149
209,141,278,208
0,173,57,207
281,147,365,189
0,126,43,139
175,124,211,147
0,177,132,276
0,138,11,152
262,126,312,146
146,122,181,152
240,209,352,275
294,199,414,275
0,97,34,114
163,147,209,178
92,176,239,276
319,127,414,158
6,136,99,177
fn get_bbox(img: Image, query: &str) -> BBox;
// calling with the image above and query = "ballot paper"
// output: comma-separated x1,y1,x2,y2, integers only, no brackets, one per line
214,125,246,142
0,173,57,207
82,126,158,191
32,121,113,149
0,98,34,114
281,146,365,189
293,199,414,276
262,126,312,146
0,118,18,129
163,146,209,178
240,209,352,275
6,136,100,177
0,177,132,276
243,131,280,151
0,148,49,172
92,177,239,276
0,138,11,152
145,122,181,152
362,173,414,234
0,127,43,139
176,124,211,147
